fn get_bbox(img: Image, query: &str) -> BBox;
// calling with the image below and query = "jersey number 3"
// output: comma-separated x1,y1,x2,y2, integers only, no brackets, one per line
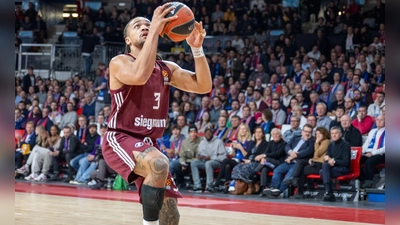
153,92,160,109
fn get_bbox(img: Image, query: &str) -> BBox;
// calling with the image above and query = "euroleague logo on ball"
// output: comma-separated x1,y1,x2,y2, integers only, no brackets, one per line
188,24,194,31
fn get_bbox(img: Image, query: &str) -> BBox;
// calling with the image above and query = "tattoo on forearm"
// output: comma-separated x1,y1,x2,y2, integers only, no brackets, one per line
159,198,180,225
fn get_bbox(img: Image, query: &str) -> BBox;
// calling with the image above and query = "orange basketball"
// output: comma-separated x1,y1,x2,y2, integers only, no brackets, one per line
159,2,195,42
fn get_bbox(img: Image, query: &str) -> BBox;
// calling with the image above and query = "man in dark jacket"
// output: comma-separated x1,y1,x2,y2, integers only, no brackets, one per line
49,126,80,181
69,124,100,182
22,67,36,93
256,128,287,196
264,124,315,197
340,115,363,146
320,126,351,201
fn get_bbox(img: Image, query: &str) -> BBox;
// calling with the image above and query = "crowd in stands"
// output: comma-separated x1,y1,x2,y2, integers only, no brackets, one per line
15,0,385,200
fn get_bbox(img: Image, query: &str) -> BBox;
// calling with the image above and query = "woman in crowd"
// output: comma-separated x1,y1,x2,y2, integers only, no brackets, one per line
286,127,331,199
214,124,253,192
230,126,268,195
195,111,212,134
280,85,293,108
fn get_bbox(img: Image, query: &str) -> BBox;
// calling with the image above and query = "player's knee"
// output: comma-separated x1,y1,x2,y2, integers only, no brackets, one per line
141,184,165,221
152,156,169,176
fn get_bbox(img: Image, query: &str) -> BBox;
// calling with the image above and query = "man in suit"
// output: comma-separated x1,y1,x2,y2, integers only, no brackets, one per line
48,126,80,181
15,121,37,170
264,124,315,197
22,66,36,93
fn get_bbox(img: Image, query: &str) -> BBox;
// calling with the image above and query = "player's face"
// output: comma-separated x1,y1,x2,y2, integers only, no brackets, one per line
126,17,151,48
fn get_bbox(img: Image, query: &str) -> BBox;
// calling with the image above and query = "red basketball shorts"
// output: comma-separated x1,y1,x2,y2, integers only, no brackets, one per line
102,131,182,202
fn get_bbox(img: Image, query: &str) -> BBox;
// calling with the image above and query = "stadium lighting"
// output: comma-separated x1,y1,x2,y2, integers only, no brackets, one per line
72,13,78,17
62,13,70,17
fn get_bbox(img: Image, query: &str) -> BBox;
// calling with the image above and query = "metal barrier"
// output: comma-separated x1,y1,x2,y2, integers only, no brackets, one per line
16,43,54,79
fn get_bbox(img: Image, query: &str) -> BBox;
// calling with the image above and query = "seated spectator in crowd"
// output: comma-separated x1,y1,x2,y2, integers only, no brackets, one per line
222,115,241,142
340,115,363,146
219,124,252,191
195,111,212,134
316,102,332,130
17,125,47,178
24,106,41,128
283,116,302,143
290,105,307,129
328,90,345,116
70,124,103,184
15,121,37,170
256,128,286,197
20,125,61,181
49,101,62,126
170,125,202,187
241,106,255,133
330,106,345,129
165,125,186,173
287,127,330,199
209,96,223,125
58,102,78,129
190,126,227,193
344,97,357,119
307,114,318,135
69,123,100,183
194,96,210,123
258,108,276,136
361,115,385,188
17,101,29,118
230,126,268,195
48,126,80,181
264,124,315,197
15,108,26,130
228,100,243,119
367,92,385,118
213,116,228,139
320,126,351,202
82,92,96,122
176,115,189,139
307,91,320,116
271,98,286,126
36,106,53,132
89,156,117,189
352,105,374,135
253,90,268,112
319,82,335,110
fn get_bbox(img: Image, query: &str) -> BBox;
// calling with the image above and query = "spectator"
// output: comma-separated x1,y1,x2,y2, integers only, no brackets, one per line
58,102,78,129
49,126,80,181
33,15,47,43
194,96,210,123
352,105,374,135
316,102,332,130
22,67,36,93
367,92,385,118
49,101,62,126
241,106,255,133
283,116,302,143
290,105,307,129
93,68,109,119
271,99,286,126
230,126,267,195
289,127,330,199
190,126,226,193
25,106,41,128
36,106,53,132
195,111,212,134
209,96,223,125
361,115,385,188
15,108,26,130
176,115,189,139
25,2,38,22
320,126,351,202
344,97,357,119
214,116,228,139
258,108,276,136
329,90,345,116
263,124,315,197
340,115,363,147
330,106,345,129
70,124,102,184
164,125,185,166
82,92,96,121
15,121,37,170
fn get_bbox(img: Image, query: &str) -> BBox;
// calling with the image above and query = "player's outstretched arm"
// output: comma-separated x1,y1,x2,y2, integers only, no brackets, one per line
110,4,177,86
166,21,212,94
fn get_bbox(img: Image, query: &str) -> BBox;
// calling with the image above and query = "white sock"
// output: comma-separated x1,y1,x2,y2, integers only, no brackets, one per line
143,219,159,225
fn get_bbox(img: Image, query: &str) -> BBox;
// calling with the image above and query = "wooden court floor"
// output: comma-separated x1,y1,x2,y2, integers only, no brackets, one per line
16,192,376,225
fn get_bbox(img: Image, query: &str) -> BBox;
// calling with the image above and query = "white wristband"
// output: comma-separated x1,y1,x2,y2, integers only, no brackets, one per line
191,46,204,58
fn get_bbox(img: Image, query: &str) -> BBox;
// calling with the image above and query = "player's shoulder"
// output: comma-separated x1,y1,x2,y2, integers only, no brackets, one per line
110,54,134,66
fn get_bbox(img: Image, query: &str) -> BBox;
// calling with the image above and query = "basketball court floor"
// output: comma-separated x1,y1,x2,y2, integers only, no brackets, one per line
15,181,384,225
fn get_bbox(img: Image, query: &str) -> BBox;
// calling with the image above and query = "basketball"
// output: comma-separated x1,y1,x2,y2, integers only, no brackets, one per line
160,2,195,42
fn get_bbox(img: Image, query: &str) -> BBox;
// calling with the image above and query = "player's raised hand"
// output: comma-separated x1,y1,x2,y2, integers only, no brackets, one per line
150,4,178,35
186,21,206,48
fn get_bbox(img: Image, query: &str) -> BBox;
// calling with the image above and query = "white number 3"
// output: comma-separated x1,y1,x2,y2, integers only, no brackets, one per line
153,92,160,109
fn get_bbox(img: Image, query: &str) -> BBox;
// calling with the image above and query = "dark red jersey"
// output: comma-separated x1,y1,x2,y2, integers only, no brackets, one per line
107,55,171,140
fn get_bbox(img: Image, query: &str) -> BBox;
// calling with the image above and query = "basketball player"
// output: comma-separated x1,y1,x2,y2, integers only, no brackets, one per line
102,4,212,225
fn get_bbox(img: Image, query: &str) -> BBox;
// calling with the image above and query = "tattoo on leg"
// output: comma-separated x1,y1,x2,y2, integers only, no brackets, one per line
146,157,169,187
159,198,180,225
136,147,157,160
